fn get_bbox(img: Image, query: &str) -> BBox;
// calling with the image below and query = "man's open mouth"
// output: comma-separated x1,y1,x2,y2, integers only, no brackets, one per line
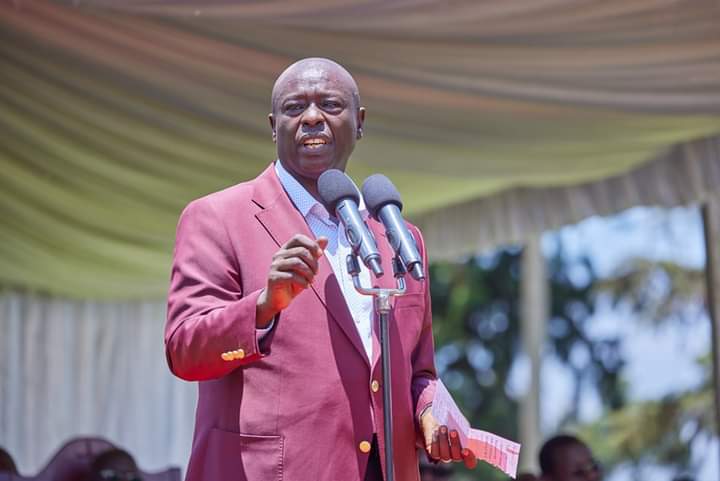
302,138,328,149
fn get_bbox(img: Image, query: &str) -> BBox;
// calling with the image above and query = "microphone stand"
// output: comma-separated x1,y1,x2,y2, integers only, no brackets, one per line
346,255,407,481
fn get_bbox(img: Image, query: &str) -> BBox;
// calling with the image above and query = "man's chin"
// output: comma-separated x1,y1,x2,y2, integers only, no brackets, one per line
298,155,344,176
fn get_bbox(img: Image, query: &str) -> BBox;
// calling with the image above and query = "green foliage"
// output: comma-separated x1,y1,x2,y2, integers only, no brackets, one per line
580,259,713,475
428,247,625,479
595,258,706,328
428,246,712,480
579,354,713,473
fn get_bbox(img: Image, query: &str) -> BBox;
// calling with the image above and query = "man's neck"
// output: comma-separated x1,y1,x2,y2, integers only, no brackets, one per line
297,177,322,204
276,161,323,203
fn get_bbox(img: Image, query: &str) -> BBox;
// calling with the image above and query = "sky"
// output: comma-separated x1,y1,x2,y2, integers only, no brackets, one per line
537,204,715,481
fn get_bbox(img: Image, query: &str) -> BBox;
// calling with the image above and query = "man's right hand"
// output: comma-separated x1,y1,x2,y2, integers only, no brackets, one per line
255,234,328,328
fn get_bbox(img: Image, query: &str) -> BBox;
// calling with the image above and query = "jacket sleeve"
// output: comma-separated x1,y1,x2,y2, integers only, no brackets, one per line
165,197,268,381
409,226,439,441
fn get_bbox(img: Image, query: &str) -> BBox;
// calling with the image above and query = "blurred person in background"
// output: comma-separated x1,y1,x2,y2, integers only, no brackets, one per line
538,434,601,481
87,449,142,481
518,472,539,481
0,448,18,474
418,452,453,481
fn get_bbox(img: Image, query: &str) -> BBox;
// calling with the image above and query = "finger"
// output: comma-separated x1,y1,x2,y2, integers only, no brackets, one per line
430,430,440,460
271,271,310,289
268,260,314,287
283,234,324,258
281,247,319,274
438,426,451,462
462,448,477,469
449,430,462,461
285,234,326,259
274,258,315,283
283,234,316,249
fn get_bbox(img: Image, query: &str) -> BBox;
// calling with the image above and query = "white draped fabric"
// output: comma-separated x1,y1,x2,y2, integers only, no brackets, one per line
0,291,196,475
418,135,720,259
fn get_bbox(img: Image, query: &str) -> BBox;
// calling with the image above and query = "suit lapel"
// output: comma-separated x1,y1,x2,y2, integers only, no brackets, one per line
252,165,369,364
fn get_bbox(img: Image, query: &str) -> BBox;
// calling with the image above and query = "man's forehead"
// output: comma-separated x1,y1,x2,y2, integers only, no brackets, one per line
562,444,592,463
279,71,348,93
272,59,358,104
295,64,333,82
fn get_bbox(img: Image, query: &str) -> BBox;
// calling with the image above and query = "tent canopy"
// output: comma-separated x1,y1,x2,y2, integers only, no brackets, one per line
1,0,719,298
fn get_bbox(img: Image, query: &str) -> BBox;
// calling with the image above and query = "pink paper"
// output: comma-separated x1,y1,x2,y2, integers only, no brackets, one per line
431,379,521,478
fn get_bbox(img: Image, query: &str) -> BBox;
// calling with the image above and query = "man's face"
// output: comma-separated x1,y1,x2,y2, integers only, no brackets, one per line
269,62,365,184
549,443,601,481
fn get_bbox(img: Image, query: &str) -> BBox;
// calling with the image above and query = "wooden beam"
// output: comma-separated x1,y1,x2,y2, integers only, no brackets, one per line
702,194,720,456
519,234,548,473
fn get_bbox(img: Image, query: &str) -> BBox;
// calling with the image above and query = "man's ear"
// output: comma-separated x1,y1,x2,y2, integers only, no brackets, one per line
357,107,366,140
268,113,276,142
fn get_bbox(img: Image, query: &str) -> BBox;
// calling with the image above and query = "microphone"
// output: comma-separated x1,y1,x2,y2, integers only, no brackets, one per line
317,169,384,278
361,174,425,281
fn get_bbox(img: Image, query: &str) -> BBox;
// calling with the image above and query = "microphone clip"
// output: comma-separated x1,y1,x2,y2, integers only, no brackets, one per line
346,254,406,313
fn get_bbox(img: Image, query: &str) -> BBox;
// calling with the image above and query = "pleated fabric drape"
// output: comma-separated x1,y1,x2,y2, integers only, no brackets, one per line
1,0,719,298
0,291,196,475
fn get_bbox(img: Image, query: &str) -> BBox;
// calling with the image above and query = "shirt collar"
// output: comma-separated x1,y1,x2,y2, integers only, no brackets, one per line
274,160,368,220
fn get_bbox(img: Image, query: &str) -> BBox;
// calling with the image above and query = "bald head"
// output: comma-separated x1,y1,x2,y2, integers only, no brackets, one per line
539,435,601,481
271,58,360,113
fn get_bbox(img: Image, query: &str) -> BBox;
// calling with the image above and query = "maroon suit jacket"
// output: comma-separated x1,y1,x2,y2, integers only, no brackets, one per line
166,164,437,481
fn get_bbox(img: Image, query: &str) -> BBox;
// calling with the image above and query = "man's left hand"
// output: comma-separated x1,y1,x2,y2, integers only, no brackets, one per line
420,409,477,469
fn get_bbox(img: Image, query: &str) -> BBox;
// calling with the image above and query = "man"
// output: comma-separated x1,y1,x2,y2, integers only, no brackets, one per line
517,473,539,481
88,449,142,481
538,435,601,481
0,447,17,475
166,58,475,480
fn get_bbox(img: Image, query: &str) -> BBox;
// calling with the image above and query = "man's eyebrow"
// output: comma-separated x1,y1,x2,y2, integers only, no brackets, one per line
320,89,349,97
280,94,305,102
278,96,305,108
280,91,349,103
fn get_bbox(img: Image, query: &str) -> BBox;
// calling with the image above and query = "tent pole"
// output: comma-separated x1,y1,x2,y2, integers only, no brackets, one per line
519,233,548,473
701,193,720,463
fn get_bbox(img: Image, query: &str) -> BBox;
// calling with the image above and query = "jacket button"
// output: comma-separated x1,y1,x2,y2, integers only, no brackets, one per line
371,380,380,393
359,440,372,453
221,352,233,361
233,349,245,360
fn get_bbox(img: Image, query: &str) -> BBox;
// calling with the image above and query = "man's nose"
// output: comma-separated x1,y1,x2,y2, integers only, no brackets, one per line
301,103,324,127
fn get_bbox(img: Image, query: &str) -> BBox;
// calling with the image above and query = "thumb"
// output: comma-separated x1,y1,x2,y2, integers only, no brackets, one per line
424,428,434,454
315,236,329,255
421,411,435,453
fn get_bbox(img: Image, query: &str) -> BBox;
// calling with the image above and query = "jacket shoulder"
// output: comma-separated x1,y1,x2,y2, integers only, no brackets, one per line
182,176,260,219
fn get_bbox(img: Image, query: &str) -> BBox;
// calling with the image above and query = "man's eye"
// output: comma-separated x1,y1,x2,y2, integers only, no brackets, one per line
284,104,304,113
322,100,342,110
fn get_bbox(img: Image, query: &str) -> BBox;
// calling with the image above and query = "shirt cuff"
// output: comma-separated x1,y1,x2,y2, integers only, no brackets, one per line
415,379,437,422
256,318,275,340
